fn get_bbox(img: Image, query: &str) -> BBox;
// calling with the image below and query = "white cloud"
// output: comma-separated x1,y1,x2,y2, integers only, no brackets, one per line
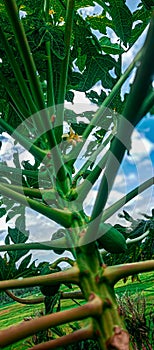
83,188,97,211
19,10,27,19
127,129,154,163
26,208,60,242
126,172,137,181
0,214,8,231
66,94,97,114
126,0,141,12
105,187,154,227
107,189,125,206
112,172,127,188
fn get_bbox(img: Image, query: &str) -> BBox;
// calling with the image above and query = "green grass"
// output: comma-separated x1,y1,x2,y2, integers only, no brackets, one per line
115,271,154,294
0,272,153,349
115,271,154,314
0,302,45,349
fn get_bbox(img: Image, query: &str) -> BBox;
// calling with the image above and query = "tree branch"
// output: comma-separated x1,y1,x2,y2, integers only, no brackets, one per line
50,256,75,268
4,290,83,306
0,182,56,200
5,290,44,305
126,230,149,244
0,118,46,162
28,325,94,350
73,133,113,185
45,40,55,108
56,0,75,141
104,260,154,286
0,294,102,347
0,266,80,291
0,183,72,227
102,176,154,221
0,239,69,253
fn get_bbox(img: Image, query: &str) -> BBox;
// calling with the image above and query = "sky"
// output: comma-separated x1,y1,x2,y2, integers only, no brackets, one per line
0,0,153,264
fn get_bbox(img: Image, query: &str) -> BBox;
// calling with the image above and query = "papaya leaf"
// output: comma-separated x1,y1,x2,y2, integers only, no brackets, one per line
2,197,16,211
0,255,8,280
22,160,39,188
86,15,110,35
118,210,135,223
141,0,154,10
75,0,95,9
38,26,65,60
7,247,29,264
0,207,6,218
129,5,153,46
67,71,84,91
64,109,77,124
86,89,107,106
65,90,74,103
8,226,28,244
76,49,87,72
108,0,133,45
71,122,89,135
6,207,21,223
99,36,124,55
72,14,101,58
5,234,10,245
77,55,116,91
18,253,32,274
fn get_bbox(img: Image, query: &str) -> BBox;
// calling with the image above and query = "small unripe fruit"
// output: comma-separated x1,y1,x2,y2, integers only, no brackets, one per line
51,229,66,255
97,223,127,253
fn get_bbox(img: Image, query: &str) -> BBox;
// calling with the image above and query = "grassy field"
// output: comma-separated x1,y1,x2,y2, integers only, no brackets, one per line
0,271,153,349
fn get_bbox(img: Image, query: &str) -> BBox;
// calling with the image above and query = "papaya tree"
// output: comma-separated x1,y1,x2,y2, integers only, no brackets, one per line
0,0,154,349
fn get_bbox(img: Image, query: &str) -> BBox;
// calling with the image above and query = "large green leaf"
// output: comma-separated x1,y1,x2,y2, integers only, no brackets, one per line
6,232,29,263
72,14,102,60
141,0,154,10
76,48,87,72
86,15,111,35
129,5,153,46
86,89,107,105
38,26,65,60
8,227,28,244
108,0,133,45
77,54,116,91
75,0,95,9
0,255,9,280
99,37,124,55
0,207,6,218
2,197,15,211
17,253,32,273
6,207,22,223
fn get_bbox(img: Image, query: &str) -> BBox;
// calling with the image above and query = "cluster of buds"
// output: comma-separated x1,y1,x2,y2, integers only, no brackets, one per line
49,9,64,24
62,127,83,146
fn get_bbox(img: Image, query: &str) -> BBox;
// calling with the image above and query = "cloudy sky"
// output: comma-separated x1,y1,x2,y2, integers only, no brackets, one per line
0,0,153,264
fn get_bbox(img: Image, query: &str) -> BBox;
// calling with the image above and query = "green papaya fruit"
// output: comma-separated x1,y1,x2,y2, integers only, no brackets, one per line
97,223,127,253
51,229,66,255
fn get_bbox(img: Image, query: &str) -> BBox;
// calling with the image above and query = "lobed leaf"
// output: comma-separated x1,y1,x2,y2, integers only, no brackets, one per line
99,36,124,55
108,0,133,45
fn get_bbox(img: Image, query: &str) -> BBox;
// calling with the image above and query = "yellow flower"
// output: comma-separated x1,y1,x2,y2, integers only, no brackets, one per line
59,16,64,22
49,9,55,15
